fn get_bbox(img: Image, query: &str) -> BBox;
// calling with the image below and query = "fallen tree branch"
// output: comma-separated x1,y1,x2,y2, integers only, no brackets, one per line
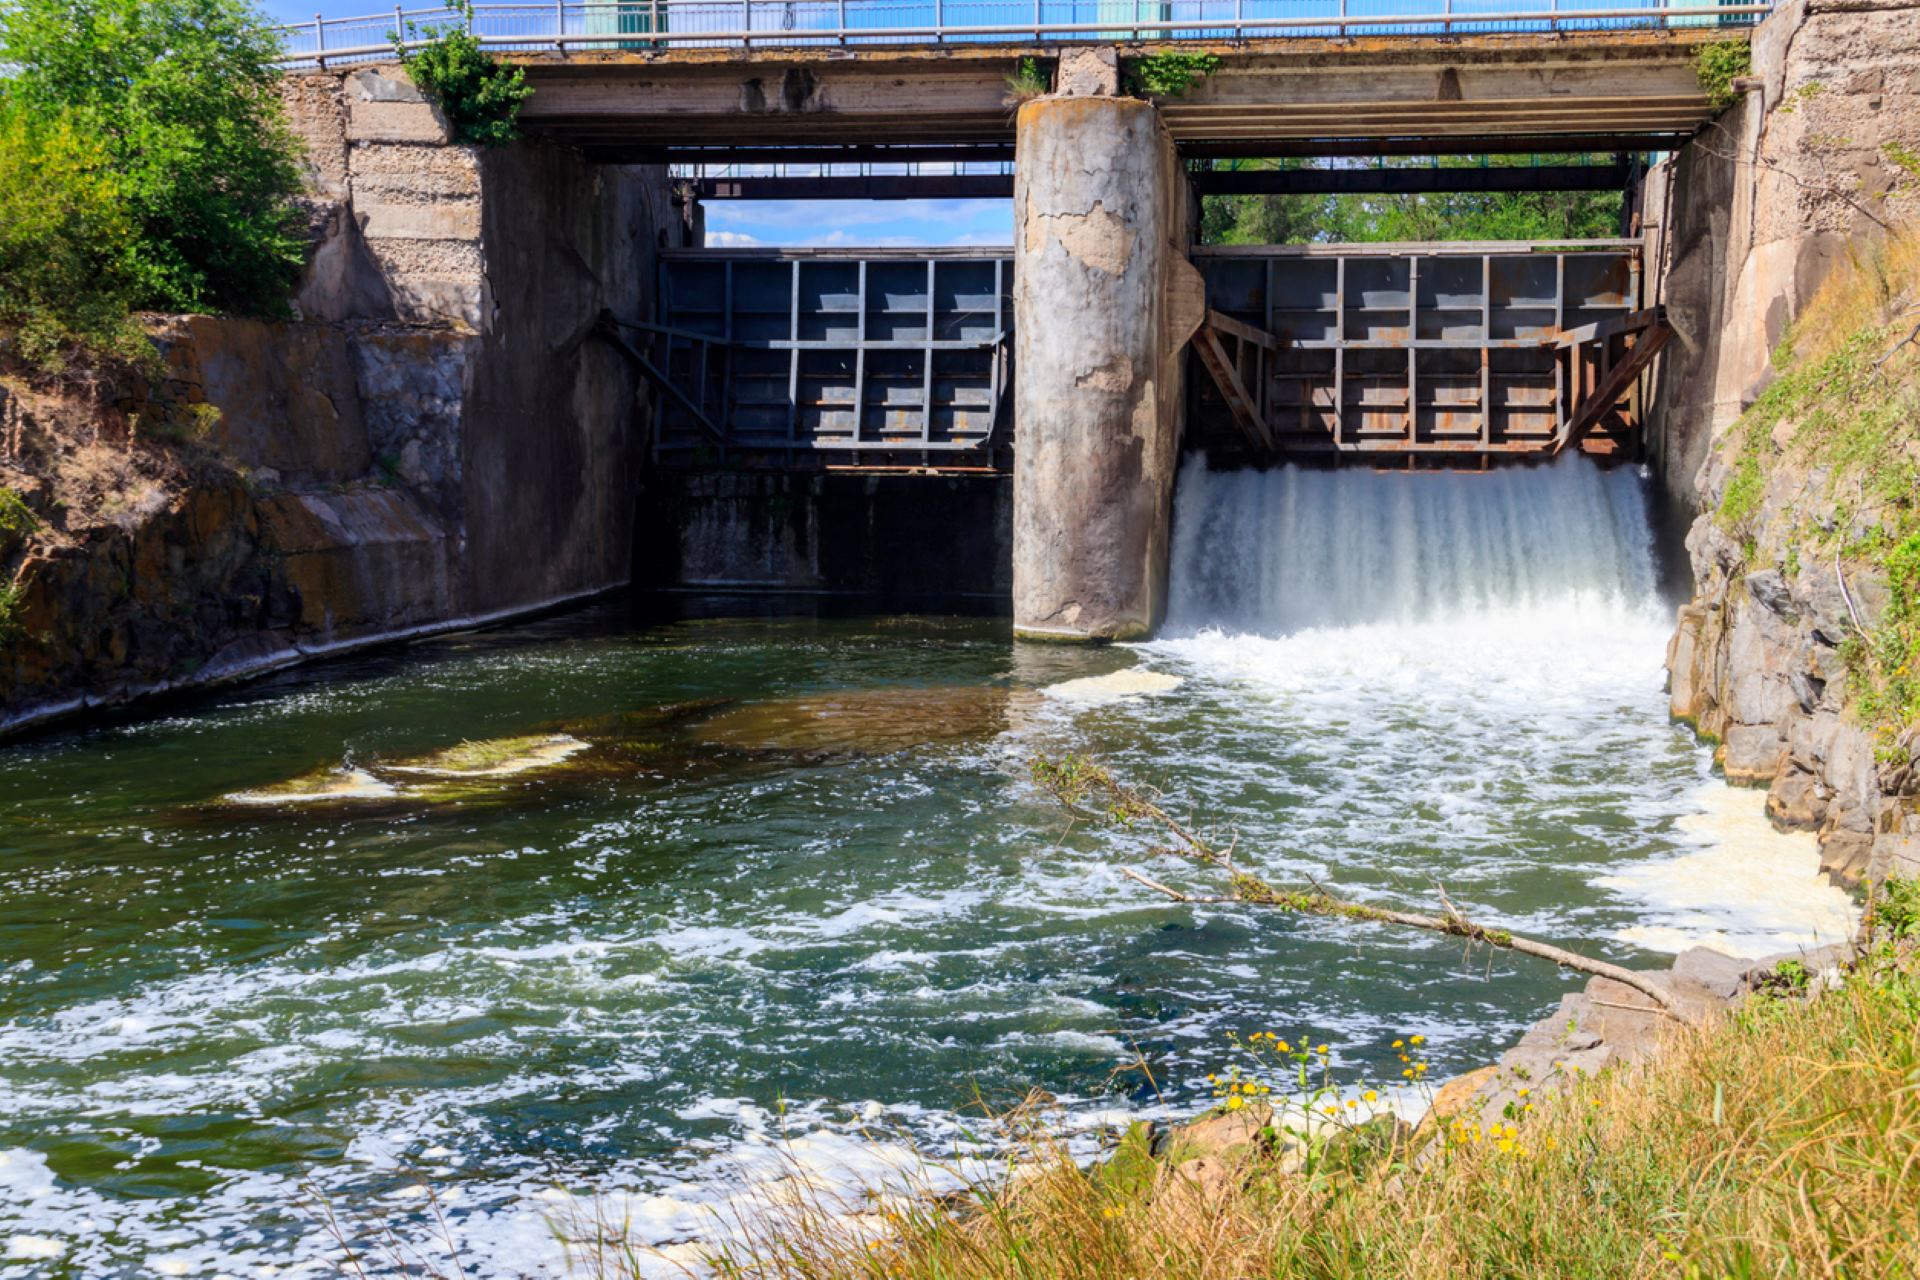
1034,755,1690,1021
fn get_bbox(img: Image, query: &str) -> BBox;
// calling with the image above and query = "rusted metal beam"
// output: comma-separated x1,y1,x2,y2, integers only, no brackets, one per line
1553,311,1671,456
1193,313,1278,453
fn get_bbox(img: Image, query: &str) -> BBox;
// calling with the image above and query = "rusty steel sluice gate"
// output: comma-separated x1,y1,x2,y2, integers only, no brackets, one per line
626,240,1664,470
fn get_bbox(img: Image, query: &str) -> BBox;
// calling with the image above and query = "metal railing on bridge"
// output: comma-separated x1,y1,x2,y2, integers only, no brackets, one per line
275,0,1770,65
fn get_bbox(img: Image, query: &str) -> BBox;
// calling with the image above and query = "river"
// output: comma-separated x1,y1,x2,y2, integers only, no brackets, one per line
0,457,1856,1276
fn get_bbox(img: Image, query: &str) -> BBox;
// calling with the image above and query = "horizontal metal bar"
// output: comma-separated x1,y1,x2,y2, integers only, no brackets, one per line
274,3,1770,64
1193,162,1630,196
689,173,1013,200
1192,237,1643,256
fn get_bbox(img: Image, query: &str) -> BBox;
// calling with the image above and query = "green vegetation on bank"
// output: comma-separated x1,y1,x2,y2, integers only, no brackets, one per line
392,0,532,146
1199,156,1624,246
675,890,1920,1280
1716,232,1920,750
0,0,306,366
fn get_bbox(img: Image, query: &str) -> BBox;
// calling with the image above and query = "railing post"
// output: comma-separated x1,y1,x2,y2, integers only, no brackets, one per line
394,3,404,48
313,11,325,66
1337,0,1345,38
1551,0,1559,33
1233,0,1243,39
935,0,943,41
464,2,474,32
554,0,565,50
1033,0,1041,41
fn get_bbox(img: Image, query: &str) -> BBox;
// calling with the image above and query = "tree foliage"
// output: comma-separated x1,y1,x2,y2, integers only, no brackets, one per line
1199,156,1626,246
393,0,533,147
0,93,149,366
0,0,308,321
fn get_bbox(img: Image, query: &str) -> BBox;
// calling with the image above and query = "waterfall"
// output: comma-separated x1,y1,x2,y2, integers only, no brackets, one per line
1163,457,1660,637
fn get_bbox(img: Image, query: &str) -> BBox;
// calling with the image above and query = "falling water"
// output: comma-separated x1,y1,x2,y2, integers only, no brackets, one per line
1164,457,1660,634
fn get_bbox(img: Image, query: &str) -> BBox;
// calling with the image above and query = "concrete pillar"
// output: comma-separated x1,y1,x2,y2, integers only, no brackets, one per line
1011,93,1197,643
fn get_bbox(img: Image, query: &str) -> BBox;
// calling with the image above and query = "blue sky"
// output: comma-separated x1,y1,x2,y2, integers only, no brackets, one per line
703,199,1011,248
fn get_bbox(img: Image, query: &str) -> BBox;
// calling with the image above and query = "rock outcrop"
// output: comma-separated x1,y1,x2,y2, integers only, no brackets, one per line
1649,0,1920,888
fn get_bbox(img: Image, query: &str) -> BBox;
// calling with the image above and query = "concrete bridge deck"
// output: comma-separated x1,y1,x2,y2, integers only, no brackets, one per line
284,4,1761,155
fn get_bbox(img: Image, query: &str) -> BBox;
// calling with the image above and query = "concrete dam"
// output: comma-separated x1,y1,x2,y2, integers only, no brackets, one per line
3,0,1918,1270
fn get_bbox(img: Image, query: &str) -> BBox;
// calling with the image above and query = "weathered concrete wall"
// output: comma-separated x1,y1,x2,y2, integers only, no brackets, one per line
634,472,1011,600
0,70,686,735
1644,0,1920,504
1655,0,1920,887
1011,92,1197,642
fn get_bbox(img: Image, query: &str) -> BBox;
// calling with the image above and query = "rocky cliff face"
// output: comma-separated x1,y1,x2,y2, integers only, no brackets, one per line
1651,0,1920,890
1668,513,1912,889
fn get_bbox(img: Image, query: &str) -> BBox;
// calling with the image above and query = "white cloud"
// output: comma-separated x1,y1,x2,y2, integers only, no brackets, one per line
704,230,763,247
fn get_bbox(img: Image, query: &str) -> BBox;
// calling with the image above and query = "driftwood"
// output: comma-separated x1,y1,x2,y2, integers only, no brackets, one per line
1031,756,1690,1020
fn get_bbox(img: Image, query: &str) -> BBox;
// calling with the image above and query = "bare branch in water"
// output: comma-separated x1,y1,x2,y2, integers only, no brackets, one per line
1031,754,1690,1020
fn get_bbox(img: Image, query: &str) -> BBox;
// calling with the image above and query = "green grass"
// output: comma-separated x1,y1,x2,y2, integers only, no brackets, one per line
607,904,1920,1280
1713,232,1920,749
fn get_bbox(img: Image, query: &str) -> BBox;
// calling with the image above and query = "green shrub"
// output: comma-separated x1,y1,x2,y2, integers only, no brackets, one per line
1004,56,1050,103
0,0,308,320
0,581,22,647
0,96,148,367
393,0,533,147
1695,39,1752,112
1125,52,1221,99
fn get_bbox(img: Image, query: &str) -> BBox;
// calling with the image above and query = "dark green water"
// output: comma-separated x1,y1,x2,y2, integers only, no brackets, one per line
0,463,1846,1276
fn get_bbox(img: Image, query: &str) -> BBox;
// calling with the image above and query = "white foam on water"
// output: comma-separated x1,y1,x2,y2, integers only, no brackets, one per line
1040,669,1184,704
1602,784,1860,958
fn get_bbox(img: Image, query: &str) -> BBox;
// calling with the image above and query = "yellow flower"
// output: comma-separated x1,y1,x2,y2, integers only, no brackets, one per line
1226,1096,1245,1111
1275,1040,1291,1054
1315,1044,1329,1055
1345,1099,1358,1109
1362,1090,1377,1103
1496,1138,1515,1154
1391,1039,1405,1049
1517,1088,1530,1097
1410,1034,1426,1046
1322,1105,1338,1116
1402,1068,1413,1078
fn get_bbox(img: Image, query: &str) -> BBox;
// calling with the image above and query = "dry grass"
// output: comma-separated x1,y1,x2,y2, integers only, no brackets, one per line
648,921,1920,1280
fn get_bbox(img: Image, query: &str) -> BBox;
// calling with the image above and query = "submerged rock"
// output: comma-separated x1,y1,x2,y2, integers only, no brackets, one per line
223,766,400,806
383,733,588,778
690,685,1022,756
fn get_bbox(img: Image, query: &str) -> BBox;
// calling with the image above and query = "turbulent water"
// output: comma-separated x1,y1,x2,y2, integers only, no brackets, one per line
0,457,1855,1277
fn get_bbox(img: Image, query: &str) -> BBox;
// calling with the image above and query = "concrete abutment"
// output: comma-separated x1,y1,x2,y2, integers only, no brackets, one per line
1010,93,1197,643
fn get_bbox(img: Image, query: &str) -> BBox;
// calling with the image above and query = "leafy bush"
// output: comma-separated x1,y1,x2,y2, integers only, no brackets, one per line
0,0,308,319
1695,38,1752,112
393,0,533,147
1124,52,1221,99
0,96,148,367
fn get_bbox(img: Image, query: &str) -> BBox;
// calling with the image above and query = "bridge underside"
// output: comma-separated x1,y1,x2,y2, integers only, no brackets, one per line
518,29,1724,157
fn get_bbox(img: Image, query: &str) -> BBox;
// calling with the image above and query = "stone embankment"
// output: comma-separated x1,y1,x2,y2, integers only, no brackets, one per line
0,68,686,735
1645,0,1920,887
